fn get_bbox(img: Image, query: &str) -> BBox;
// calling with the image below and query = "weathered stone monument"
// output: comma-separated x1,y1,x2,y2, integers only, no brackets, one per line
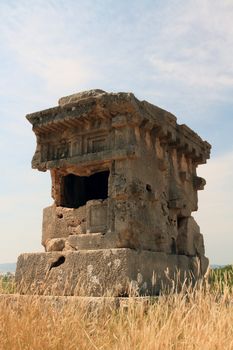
16,90,211,296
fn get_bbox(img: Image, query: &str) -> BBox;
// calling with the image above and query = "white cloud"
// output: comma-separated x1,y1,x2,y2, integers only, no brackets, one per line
194,150,233,265
0,169,51,263
147,0,233,93
149,56,233,89
0,1,93,96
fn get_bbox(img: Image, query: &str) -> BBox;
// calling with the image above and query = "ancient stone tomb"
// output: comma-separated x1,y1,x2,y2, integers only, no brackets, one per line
16,89,211,296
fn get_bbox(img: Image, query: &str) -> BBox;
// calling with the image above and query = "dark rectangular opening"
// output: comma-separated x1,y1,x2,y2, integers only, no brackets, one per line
61,170,109,208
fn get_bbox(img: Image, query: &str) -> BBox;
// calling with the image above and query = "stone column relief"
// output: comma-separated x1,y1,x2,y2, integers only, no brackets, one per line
15,89,211,296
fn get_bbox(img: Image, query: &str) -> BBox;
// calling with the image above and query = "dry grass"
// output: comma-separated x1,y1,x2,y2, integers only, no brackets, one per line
0,274,232,350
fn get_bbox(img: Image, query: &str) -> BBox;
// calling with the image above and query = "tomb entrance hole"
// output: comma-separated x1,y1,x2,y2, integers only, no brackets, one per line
61,170,109,208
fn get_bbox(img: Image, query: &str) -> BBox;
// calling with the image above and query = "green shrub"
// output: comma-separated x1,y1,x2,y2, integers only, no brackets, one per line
209,265,233,292
0,275,16,294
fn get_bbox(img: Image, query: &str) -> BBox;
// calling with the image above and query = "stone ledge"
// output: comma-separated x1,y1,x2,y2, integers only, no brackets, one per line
34,147,139,171
0,294,158,312
0,294,119,310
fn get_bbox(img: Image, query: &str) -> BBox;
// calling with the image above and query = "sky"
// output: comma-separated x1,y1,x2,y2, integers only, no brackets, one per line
0,0,232,265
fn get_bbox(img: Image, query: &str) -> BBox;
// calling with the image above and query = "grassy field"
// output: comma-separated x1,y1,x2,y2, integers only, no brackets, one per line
0,266,232,350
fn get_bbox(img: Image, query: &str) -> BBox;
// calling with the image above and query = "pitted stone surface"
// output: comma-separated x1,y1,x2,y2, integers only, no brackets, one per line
15,249,209,296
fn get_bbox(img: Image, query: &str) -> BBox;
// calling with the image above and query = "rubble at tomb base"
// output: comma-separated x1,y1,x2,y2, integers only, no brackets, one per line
15,89,211,296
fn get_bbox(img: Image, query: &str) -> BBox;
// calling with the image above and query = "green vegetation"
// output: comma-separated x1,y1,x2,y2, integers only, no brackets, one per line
209,265,233,292
0,274,16,294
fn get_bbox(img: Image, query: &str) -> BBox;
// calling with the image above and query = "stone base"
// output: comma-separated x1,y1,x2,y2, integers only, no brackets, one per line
0,294,173,313
0,294,122,311
15,249,209,297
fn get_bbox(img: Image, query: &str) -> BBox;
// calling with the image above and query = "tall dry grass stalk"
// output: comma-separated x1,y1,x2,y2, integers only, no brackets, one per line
0,278,232,350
